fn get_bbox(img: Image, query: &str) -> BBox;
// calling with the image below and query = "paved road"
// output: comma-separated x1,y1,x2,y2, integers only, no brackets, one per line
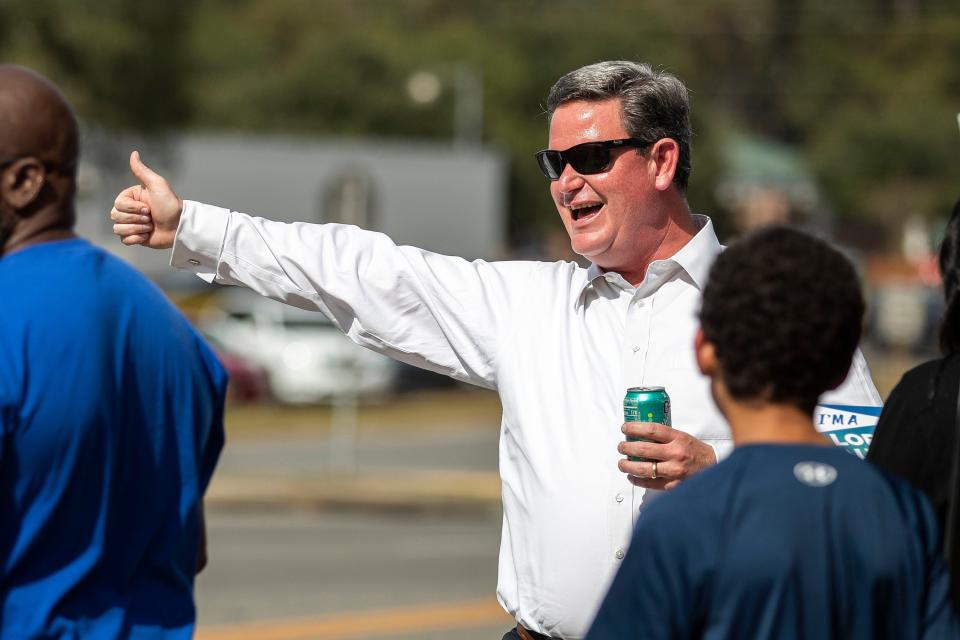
195,507,511,640
216,423,500,477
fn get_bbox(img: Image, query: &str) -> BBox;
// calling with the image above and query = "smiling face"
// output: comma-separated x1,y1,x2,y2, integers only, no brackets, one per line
548,98,673,277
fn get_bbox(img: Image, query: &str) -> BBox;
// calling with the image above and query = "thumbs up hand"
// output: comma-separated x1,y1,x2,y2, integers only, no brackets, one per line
110,151,183,249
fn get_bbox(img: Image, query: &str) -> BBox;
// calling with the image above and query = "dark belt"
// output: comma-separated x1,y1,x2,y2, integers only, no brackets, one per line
516,624,555,640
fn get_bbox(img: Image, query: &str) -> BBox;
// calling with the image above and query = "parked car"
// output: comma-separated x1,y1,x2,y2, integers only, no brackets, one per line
201,333,269,404
199,289,397,404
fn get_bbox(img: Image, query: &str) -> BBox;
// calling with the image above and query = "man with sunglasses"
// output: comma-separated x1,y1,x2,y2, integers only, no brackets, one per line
0,65,226,638
110,60,880,639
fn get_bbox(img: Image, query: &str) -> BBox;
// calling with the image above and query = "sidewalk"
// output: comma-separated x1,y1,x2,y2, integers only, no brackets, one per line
205,388,503,514
207,470,502,514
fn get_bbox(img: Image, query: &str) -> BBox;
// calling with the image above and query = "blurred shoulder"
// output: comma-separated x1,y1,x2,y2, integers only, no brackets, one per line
881,355,959,421
639,458,737,529
872,464,942,536
892,356,959,396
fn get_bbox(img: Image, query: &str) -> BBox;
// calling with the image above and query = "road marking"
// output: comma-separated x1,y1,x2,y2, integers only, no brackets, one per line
195,596,512,640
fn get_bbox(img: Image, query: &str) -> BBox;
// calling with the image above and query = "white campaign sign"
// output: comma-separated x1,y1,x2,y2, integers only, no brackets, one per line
813,404,882,459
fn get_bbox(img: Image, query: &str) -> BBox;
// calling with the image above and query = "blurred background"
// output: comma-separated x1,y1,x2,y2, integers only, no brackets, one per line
2,0,959,637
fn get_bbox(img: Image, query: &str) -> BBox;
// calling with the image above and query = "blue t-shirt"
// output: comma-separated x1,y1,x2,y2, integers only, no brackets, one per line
586,444,958,640
0,239,227,639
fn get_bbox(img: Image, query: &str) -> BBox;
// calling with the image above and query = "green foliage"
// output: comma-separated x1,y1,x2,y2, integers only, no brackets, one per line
2,0,959,246
1,0,194,132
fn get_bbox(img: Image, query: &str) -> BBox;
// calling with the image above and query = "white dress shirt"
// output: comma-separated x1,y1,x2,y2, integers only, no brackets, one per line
171,202,881,639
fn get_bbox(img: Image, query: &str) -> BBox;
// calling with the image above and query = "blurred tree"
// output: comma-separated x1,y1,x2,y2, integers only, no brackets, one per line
798,2,960,232
649,0,960,244
0,0,195,133
2,0,958,249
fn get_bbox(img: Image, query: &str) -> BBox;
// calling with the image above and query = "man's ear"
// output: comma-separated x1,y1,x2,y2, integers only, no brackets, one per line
649,138,679,191
1,157,46,211
694,328,717,377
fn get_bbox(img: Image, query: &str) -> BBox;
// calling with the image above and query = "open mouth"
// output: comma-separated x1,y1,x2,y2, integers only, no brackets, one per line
570,204,603,221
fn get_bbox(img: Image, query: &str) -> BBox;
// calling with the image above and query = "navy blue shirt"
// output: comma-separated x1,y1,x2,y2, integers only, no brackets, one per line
0,239,226,638
586,444,958,640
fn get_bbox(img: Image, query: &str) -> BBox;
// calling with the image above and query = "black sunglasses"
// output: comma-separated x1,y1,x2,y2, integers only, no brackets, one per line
535,138,653,180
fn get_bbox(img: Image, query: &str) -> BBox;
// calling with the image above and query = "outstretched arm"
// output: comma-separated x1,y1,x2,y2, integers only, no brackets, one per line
108,154,521,388
110,151,183,249
169,203,510,387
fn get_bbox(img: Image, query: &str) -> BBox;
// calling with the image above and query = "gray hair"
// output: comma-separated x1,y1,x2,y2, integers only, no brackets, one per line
546,61,691,191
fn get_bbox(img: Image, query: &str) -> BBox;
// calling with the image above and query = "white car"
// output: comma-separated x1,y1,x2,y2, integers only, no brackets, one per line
199,289,397,404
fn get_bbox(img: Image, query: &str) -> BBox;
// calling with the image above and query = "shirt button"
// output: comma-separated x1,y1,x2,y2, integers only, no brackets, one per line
615,493,624,503
615,548,625,560
632,345,641,353
636,300,645,307
188,259,200,266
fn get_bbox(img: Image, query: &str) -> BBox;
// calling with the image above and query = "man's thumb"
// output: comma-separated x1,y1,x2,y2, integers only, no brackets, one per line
129,150,163,188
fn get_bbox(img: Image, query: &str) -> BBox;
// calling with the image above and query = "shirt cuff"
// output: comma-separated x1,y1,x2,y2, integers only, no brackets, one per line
170,200,230,283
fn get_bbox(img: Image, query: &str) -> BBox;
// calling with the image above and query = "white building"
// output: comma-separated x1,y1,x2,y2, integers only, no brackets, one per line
76,131,509,287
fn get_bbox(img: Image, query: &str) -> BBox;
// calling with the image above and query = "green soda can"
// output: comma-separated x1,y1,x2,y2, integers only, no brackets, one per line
623,386,671,462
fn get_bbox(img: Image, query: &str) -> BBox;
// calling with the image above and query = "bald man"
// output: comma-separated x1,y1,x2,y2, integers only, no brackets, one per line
0,65,227,638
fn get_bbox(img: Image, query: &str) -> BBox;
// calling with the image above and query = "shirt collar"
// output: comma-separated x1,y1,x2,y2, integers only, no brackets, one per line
670,214,722,290
575,214,721,309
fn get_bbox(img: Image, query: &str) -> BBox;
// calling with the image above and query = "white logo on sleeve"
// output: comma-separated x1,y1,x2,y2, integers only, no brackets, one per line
793,462,838,487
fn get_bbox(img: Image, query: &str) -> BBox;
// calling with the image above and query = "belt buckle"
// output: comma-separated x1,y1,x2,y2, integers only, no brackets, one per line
517,624,549,640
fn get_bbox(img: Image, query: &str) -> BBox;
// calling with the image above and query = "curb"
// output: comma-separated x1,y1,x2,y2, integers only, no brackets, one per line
205,470,502,515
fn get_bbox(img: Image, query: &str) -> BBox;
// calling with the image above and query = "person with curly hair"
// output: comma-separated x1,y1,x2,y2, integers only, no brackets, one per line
868,198,960,611
586,226,956,640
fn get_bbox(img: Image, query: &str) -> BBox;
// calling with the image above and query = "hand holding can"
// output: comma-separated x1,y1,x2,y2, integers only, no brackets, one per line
623,386,671,462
